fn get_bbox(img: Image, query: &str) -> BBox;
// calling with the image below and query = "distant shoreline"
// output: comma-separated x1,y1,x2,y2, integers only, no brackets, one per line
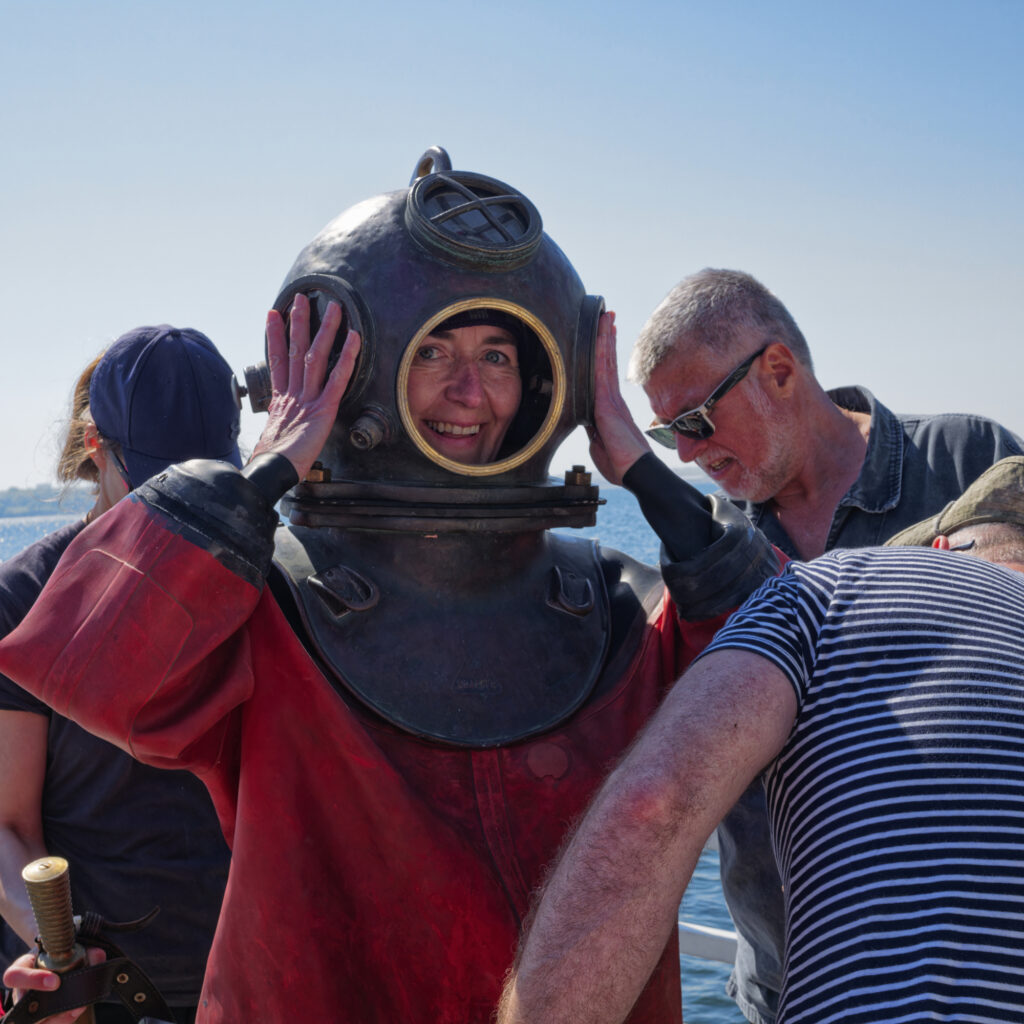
0,484,92,520
0,464,713,518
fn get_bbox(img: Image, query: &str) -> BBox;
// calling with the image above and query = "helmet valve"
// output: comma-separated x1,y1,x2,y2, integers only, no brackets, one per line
349,407,392,451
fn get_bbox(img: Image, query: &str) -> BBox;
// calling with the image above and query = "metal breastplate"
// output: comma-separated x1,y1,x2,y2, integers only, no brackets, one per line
272,526,613,747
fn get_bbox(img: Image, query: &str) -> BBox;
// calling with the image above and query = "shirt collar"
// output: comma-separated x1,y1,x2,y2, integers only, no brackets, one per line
826,385,903,513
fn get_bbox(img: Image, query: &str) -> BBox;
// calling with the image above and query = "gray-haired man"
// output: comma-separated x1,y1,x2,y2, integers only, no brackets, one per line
587,269,1024,1023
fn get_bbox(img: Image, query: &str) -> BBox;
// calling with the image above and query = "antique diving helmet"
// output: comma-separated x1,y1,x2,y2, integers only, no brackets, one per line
253,148,660,747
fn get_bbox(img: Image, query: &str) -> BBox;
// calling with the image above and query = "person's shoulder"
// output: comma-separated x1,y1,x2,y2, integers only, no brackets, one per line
894,407,1022,447
811,544,1020,588
788,545,938,586
810,544,935,568
0,520,86,627
840,384,1017,443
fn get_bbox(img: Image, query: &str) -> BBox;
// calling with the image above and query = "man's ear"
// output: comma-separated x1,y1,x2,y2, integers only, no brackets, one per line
759,343,797,397
932,536,951,550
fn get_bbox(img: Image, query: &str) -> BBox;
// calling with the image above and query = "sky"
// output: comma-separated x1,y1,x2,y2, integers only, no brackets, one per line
1,0,1021,490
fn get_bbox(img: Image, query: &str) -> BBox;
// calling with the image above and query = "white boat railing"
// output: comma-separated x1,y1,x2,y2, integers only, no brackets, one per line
677,833,738,965
677,920,738,965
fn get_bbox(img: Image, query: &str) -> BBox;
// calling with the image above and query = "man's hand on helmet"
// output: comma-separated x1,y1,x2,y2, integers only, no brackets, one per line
586,311,651,485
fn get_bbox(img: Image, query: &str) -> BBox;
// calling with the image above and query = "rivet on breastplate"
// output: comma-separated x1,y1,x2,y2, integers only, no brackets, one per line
309,564,379,616
527,742,571,780
547,565,594,617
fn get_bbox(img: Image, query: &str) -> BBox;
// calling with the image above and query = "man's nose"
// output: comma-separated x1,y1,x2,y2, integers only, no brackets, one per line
674,432,707,463
445,362,484,406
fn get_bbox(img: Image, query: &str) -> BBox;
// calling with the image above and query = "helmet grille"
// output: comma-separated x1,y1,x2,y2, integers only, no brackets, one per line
406,171,542,268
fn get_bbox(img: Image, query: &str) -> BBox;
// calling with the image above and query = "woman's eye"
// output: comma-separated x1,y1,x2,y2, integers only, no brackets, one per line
483,350,511,366
416,345,440,361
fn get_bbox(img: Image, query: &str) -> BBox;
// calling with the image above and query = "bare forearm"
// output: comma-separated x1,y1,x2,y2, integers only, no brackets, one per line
0,829,48,946
0,712,50,947
498,769,703,1023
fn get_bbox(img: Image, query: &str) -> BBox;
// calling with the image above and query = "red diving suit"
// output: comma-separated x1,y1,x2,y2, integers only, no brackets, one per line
0,459,776,1023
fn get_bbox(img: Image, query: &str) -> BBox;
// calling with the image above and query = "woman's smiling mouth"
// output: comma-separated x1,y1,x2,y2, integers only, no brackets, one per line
425,420,482,437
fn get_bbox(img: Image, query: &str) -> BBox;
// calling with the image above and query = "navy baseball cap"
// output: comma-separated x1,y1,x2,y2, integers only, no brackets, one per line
89,325,243,487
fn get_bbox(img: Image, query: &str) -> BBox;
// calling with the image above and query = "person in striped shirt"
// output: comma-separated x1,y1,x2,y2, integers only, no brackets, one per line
500,457,1024,1024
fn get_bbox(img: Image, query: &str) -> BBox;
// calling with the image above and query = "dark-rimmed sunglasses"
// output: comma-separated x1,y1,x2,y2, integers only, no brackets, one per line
645,344,769,448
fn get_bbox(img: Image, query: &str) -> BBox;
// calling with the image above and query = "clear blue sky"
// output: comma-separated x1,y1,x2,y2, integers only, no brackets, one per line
2,0,1021,488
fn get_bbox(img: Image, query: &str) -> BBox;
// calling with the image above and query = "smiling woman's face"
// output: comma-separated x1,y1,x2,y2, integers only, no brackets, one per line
407,323,523,465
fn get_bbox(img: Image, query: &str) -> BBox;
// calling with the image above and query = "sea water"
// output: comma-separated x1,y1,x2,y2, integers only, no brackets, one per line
0,515,83,560
0,490,748,1022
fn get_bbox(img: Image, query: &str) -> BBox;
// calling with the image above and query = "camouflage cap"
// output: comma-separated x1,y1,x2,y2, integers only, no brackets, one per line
885,456,1024,547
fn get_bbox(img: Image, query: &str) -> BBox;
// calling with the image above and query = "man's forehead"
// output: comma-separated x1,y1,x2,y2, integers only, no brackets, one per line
643,344,732,418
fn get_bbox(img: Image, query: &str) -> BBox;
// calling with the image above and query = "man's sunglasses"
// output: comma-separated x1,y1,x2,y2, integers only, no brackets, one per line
645,344,769,448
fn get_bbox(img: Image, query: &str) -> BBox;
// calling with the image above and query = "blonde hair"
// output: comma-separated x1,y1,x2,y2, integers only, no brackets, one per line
56,353,105,488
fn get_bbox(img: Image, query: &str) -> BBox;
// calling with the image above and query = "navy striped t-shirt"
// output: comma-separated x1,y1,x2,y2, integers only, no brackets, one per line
703,546,1024,1024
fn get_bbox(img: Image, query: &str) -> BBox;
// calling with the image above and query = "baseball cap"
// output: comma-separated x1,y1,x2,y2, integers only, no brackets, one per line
885,456,1024,547
89,325,243,487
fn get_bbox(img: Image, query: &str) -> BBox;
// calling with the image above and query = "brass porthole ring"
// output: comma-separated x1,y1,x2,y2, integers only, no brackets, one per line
397,298,566,477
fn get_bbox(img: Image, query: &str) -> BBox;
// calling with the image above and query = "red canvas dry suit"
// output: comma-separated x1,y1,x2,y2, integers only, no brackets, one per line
0,470,734,1023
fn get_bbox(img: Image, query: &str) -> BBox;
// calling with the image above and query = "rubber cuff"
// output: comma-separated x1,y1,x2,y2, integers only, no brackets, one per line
242,453,299,507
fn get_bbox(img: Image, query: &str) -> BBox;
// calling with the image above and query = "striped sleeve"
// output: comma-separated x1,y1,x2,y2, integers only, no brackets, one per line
698,559,840,707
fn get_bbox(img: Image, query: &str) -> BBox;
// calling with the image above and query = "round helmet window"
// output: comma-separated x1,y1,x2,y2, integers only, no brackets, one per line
397,300,564,476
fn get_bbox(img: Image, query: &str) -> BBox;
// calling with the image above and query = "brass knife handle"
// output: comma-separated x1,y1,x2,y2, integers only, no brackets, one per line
21,856,95,1024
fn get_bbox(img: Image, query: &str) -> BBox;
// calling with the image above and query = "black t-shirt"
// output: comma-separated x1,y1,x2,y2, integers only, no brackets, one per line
0,522,229,1004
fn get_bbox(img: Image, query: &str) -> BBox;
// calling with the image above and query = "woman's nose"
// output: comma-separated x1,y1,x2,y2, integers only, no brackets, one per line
445,362,484,406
